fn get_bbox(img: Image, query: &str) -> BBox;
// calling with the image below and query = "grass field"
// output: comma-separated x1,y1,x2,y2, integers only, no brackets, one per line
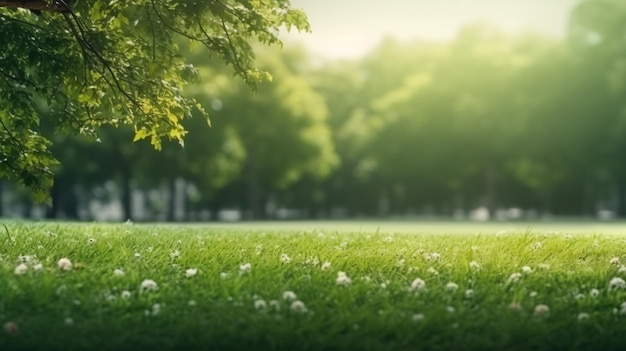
2,221,626,350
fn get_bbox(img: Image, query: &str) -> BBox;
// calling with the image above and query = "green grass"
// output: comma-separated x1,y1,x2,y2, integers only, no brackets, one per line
2,221,626,350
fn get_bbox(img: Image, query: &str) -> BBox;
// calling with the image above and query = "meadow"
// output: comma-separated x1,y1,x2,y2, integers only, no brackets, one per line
2,220,626,350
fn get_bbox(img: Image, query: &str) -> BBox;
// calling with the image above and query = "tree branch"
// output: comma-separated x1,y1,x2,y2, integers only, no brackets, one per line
0,0,72,13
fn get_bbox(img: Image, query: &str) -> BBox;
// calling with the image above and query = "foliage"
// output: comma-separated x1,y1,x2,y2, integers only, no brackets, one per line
0,0,309,201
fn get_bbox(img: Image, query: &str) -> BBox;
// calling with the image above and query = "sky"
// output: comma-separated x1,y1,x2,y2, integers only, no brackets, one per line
284,0,581,59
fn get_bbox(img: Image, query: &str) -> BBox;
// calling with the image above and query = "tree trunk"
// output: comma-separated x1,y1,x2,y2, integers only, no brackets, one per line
46,178,61,219
167,178,176,222
121,169,133,221
246,147,263,219
485,162,497,219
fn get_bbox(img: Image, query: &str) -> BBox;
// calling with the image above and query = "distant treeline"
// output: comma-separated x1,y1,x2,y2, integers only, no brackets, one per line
2,0,626,221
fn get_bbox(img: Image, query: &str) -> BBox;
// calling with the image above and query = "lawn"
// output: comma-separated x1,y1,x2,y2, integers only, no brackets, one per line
2,221,626,350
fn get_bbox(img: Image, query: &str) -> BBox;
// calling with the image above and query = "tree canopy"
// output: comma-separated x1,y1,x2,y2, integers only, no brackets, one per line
0,0,309,201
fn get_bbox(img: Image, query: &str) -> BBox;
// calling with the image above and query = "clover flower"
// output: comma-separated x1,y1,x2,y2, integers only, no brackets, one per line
140,279,159,293
534,304,550,317
185,268,198,278
336,271,352,287
283,291,297,301
57,258,72,271
14,263,28,275
290,300,308,313
239,263,252,275
609,277,626,289
410,278,426,292
446,282,459,292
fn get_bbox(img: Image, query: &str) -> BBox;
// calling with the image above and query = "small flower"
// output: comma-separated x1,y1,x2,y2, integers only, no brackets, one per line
140,279,159,293
410,278,426,292
269,300,281,311
220,272,230,279
106,294,116,302
64,317,74,326
522,266,533,274
33,263,43,271
469,261,481,270
121,290,131,299
46,230,57,238
529,291,538,298
590,288,600,297
609,277,626,289
445,282,459,292
290,300,308,313
114,269,125,277
509,302,523,312
619,265,626,274
574,293,585,300
150,303,161,316
336,271,352,287
465,289,474,298
57,258,72,271
507,272,523,284
321,261,331,270
188,300,197,306
254,299,267,310
396,258,406,266
531,242,542,250
282,291,297,301
4,321,18,334
446,306,456,313
87,238,96,245
578,312,590,321
14,263,28,275
610,257,621,265
239,263,252,275
534,304,550,317
280,254,291,264
170,250,180,259
431,253,441,260
134,253,141,258
427,267,439,275
412,313,425,322
185,268,198,278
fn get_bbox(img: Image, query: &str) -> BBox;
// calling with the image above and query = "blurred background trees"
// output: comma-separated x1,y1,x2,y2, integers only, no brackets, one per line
3,0,626,221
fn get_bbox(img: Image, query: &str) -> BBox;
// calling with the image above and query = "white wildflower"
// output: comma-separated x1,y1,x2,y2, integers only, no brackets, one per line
609,277,626,289
134,253,141,258
529,291,538,298
280,253,291,264
254,299,267,310
269,300,281,311
3,321,18,334
14,263,28,275
33,263,43,271
64,317,74,326
336,271,352,287
114,269,125,277
410,278,426,292
469,261,481,270
290,300,308,313
106,294,116,302
121,290,131,299
57,258,72,271
412,313,425,322
446,306,455,313
239,263,252,275
140,279,159,293
321,261,331,270
185,268,198,278
445,282,459,292
534,304,550,317
220,272,230,279
431,253,441,260
427,267,439,275
575,293,585,300
610,257,621,265
507,272,523,284
188,300,197,306
522,266,533,274
396,258,406,266
465,289,474,298
87,238,96,245
150,303,161,316
509,302,523,312
590,288,600,297
282,291,297,301
578,312,589,321
619,265,626,274
170,250,180,259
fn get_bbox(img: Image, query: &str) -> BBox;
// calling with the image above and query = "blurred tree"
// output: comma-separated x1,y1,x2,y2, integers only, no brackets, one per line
213,47,338,218
0,0,309,201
